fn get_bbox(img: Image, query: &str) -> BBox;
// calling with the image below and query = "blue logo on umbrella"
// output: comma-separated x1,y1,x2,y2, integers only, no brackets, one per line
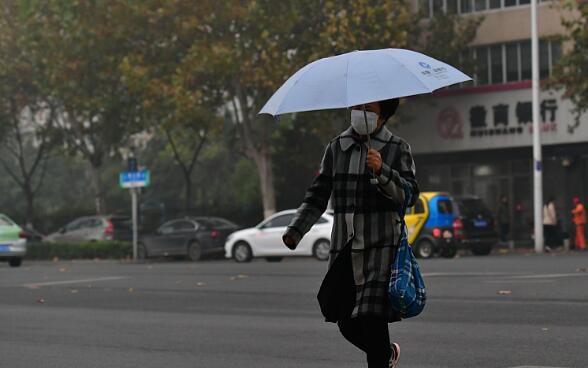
419,62,432,69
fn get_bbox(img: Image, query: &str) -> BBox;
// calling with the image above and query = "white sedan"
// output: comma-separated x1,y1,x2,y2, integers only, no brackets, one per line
225,209,333,262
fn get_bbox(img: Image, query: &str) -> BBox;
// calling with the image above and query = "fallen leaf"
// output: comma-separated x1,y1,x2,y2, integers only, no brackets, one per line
195,282,206,287
52,257,59,262
128,288,134,293
37,298,45,304
237,274,248,279
576,268,587,273
497,290,512,296
59,267,68,273
70,289,79,294
542,328,549,332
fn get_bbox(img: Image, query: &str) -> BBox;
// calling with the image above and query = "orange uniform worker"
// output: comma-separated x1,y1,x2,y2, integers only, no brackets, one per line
571,197,586,250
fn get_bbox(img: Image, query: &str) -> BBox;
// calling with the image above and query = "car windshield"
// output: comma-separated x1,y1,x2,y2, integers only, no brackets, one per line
0,215,15,226
456,198,492,217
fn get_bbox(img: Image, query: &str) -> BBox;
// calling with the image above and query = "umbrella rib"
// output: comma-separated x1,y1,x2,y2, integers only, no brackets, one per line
345,57,350,108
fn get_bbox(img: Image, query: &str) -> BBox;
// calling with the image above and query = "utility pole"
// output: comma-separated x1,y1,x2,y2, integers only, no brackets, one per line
531,0,544,253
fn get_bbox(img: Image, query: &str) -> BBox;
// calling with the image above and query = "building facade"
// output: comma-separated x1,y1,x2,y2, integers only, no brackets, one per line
395,1,586,241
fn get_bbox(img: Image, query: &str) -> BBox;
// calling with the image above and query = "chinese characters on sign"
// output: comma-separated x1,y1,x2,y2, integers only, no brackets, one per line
468,99,558,138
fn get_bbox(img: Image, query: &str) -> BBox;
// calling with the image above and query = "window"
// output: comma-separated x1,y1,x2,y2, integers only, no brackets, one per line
0,215,14,226
432,0,444,15
446,0,459,13
174,221,196,231
539,40,550,79
262,214,295,228
520,41,531,80
489,0,501,8
475,47,489,85
490,44,504,84
505,43,519,82
421,0,553,17
65,219,83,232
461,0,473,13
438,200,454,214
414,199,426,214
474,0,487,11
471,39,561,86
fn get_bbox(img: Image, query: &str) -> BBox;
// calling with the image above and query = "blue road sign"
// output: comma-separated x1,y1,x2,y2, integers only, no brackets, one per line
119,170,150,188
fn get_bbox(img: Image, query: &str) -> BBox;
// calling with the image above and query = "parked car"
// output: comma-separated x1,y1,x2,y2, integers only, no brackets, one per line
0,214,26,267
405,192,457,259
452,195,498,256
225,210,333,263
45,215,132,243
138,217,240,261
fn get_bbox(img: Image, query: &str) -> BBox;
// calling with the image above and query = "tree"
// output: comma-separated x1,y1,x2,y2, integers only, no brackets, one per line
548,0,588,133
24,1,145,214
119,0,223,211
0,2,56,227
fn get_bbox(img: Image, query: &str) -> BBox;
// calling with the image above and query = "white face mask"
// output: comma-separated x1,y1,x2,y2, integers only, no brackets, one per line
350,109,378,135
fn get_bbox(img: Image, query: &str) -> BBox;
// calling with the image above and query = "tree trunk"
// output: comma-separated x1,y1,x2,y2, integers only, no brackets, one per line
252,150,276,219
23,186,35,228
184,173,193,213
89,162,105,215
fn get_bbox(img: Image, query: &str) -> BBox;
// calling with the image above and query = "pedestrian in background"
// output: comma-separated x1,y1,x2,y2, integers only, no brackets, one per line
543,196,558,251
283,98,418,368
571,197,586,250
496,196,510,246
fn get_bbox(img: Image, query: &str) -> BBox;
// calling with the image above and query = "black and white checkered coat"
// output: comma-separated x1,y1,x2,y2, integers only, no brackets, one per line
285,126,419,321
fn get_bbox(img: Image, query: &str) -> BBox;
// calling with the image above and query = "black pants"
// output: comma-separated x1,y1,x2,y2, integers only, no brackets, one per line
338,316,392,368
330,243,392,368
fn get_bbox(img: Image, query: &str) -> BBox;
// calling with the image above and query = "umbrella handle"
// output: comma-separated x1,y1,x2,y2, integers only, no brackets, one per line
362,109,378,185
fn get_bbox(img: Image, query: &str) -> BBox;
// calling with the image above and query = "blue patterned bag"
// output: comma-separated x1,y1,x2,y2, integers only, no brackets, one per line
388,185,427,319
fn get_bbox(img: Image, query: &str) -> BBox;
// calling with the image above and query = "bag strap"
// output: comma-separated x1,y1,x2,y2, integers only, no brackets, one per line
397,184,413,246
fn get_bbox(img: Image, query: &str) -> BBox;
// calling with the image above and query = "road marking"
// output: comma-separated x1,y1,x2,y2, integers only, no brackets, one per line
22,276,127,289
483,280,556,284
510,366,570,368
509,273,588,279
424,272,525,277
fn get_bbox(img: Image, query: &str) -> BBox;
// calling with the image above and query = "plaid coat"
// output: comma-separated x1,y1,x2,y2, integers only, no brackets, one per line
285,126,419,322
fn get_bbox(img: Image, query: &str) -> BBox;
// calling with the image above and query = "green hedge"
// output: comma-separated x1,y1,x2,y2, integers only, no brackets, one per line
26,241,132,260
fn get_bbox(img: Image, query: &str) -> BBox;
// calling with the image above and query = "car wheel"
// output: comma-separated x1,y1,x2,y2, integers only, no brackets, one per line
137,243,148,260
9,257,22,267
414,239,435,259
313,239,330,261
188,241,202,262
471,244,492,256
265,257,283,262
441,244,457,258
232,241,253,263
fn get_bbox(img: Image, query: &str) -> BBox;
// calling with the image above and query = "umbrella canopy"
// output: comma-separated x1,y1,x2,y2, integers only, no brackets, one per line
259,48,472,116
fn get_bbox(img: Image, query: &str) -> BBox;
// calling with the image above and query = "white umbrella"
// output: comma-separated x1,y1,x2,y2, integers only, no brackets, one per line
259,48,471,116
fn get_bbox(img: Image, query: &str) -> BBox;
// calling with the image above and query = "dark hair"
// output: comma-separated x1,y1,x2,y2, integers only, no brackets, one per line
379,98,400,123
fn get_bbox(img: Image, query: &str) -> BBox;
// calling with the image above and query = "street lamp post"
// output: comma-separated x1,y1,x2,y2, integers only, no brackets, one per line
531,0,544,253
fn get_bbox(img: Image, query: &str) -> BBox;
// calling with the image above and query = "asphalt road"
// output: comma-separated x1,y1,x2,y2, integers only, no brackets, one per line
1,252,588,368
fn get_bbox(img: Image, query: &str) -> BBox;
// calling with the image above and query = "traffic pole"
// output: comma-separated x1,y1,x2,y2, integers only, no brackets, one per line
131,188,138,260
531,0,544,253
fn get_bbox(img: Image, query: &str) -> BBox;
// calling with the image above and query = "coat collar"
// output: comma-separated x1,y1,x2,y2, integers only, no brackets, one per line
339,126,394,152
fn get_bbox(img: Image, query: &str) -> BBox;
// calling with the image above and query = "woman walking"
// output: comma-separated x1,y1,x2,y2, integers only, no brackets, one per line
282,98,419,368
